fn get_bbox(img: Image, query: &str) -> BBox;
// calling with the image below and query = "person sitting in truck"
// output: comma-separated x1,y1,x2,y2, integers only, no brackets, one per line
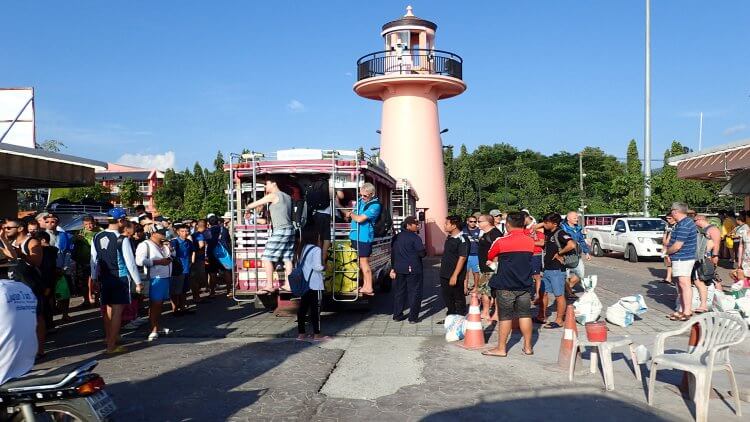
561,211,589,299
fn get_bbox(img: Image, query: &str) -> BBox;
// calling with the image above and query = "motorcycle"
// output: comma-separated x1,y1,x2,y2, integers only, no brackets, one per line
0,360,115,421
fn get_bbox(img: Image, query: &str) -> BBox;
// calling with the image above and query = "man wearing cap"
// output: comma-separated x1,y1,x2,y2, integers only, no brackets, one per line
390,216,426,323
489,210,505,236
91,207,143,354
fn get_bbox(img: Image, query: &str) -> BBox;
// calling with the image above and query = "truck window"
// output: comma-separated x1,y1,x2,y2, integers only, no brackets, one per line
614,220,626,232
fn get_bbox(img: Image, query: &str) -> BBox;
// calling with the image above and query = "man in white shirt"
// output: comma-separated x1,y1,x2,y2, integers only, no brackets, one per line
0,276,38,385
136,229,173,341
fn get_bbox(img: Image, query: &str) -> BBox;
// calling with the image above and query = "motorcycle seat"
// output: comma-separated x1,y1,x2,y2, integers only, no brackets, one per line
0,360,97,392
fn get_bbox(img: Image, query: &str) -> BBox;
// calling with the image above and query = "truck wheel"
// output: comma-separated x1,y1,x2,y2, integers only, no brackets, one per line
592,239,604,257
627,244,639,263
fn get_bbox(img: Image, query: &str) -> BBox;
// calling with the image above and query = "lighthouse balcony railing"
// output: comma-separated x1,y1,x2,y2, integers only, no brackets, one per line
356,49,463,81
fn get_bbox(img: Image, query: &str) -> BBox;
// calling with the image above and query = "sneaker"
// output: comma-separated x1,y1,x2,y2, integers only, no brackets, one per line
147,332,159,341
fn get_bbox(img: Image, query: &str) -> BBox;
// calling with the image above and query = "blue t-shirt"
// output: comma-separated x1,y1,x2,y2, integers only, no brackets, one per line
463,227,481,256
171,238,193,275
669,217,697,261
349,198,381,243
192,232,205,261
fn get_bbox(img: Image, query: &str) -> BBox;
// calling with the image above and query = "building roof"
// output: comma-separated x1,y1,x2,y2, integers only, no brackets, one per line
97,162,164,180
0,142,108,189
667,138,750,181
382,6,437,32
0,142,107,170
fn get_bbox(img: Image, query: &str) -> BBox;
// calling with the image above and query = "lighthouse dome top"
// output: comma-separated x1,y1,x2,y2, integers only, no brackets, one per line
381,6,437,33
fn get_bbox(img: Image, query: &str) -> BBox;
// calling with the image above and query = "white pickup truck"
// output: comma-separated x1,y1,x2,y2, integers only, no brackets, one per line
587,217,666,262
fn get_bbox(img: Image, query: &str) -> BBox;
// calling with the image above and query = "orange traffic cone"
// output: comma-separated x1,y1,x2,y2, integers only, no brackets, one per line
557,304,580,369
461,293,486,350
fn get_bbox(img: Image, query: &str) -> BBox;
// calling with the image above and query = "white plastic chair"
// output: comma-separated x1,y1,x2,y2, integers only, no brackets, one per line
647,312,747,422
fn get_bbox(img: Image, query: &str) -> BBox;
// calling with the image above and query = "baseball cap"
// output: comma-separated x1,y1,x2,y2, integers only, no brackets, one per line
35,212,49,222
206,213,216,219
107,207,127,220
489,209,502,217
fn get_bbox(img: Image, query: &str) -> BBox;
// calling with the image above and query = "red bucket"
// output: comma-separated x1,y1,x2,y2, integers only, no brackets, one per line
585,321,608,342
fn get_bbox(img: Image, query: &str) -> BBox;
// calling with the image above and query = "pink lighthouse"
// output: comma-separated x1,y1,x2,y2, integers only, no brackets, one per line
354,6,466,255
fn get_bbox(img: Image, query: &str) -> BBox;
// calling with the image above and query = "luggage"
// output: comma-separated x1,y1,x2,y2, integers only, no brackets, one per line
324,241,359,294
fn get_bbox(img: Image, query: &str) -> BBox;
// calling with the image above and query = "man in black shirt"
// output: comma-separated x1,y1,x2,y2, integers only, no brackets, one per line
477,214,503,321
541,212,576,328
440,215,470,317
390,216,426,323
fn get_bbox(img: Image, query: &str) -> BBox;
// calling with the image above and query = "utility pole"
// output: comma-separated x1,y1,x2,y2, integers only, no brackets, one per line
643,0,652,217
698,112,704,151
579,152,585,213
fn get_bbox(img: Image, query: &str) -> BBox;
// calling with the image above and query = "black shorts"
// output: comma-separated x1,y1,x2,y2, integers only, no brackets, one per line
351,240,373,258
311,212,332,241
100,275,131,305
495,289,532,321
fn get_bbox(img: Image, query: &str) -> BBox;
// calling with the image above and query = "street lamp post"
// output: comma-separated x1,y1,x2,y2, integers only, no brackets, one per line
643,0,652,217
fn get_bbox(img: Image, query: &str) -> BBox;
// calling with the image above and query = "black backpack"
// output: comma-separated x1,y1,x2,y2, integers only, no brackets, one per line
305,180,330,213
363,200,392,238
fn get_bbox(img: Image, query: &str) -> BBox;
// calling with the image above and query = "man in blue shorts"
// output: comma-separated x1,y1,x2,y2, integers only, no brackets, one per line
540,212,576,329
347,182,381,296
462,215,481,295
91,208,142,354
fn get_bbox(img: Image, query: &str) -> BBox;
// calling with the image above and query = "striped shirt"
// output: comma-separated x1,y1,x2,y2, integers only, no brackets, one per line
668,217,697,261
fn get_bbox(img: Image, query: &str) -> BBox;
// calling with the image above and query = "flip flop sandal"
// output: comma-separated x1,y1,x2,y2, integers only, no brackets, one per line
668,313,685,321
105,345,128,355
482,350,507,358
543,322,562,329
694,309,708,314
678,314,693,321
359,290,375,296
522,349,534,356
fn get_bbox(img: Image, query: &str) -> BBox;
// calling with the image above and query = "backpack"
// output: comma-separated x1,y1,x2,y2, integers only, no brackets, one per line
694,224,716,282
552,229,581,269
305,180,330,213
289,245,315,297
363,200,393,238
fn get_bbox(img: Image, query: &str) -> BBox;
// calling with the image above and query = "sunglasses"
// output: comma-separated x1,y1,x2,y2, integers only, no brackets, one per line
3,226,19,230
468,220,477,223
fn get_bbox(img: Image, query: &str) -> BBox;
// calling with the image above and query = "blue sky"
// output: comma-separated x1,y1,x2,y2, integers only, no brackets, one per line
4,1,749,170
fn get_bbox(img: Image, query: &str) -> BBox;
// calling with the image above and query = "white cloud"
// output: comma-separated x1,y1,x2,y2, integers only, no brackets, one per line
723,124,747,137
117,151,175,170
287,99,306,112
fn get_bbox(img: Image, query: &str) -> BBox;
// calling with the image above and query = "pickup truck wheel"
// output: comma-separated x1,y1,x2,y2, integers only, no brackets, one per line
627,244,639,263
591,239,604,257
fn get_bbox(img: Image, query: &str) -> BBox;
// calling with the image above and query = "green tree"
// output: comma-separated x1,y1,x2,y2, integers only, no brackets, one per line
650,141,714,213
626,139,641,174
182,163,206,219
49,184,111,203
446,145,478,216
118,179,144,208
154,168,187,218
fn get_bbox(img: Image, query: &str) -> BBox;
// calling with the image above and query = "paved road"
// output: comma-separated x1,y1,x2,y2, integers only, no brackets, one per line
36,255,749,421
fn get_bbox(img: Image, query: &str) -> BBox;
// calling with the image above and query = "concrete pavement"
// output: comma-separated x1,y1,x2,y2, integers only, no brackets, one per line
35,255,749,421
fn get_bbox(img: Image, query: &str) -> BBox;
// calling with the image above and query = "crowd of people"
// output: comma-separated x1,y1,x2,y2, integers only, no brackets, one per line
0,205,235,356
388,207,594,355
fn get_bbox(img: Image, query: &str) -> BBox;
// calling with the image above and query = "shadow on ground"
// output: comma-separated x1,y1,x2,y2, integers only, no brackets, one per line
421,394,676,422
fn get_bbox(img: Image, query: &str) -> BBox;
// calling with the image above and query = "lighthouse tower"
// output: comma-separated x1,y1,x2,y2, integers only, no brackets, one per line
354,6,466,255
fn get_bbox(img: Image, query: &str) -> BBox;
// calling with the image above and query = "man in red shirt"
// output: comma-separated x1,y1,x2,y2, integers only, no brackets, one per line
482,212,535,357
